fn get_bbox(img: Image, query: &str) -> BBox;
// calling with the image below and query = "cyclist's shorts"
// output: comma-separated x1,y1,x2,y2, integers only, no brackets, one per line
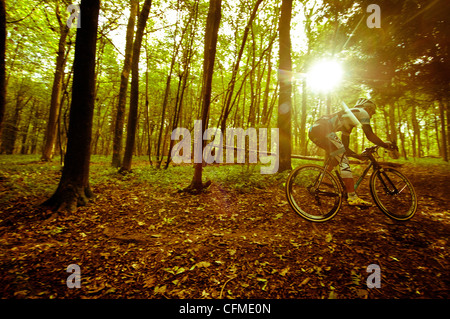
308,123,345,157
309,123,352,178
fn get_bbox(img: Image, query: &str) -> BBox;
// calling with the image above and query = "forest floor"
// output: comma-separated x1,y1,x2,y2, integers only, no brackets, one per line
0,155,449,299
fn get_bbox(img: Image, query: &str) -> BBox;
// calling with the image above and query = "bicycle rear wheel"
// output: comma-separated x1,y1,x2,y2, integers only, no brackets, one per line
369,168,417,221
286,165,342,222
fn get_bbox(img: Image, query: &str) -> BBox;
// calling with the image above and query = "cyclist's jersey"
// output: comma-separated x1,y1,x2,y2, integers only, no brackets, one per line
316,107,371,134
309,107,371,180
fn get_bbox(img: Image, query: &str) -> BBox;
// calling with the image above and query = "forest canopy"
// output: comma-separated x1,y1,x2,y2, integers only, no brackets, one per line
0,0,449,164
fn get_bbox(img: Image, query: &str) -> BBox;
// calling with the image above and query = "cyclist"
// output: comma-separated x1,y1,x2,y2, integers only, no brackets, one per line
308,98,396,206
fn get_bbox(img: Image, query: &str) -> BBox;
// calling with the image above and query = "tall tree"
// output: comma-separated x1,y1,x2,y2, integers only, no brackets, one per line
41,4,70,161
299,2,315,155
218,0,263,132
43,0,100,212
277,0,293,171
111,0,138,167
165,0,200,169
121,0,152,172
0,0,5,140
0,82,31,154
185,0,222,192
438,99,448,161
155,0,183,168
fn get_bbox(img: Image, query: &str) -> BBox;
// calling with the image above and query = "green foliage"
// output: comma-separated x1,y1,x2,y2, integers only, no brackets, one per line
203,164,289,193
1,0,448,162
0,154,60,203
0,155,297,198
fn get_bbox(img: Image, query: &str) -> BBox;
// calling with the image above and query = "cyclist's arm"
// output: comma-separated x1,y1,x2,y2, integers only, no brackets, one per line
341,132,359,158
362,124,390,148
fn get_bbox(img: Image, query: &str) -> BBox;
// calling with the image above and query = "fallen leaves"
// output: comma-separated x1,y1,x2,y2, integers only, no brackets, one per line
164,266,187,275
154,285,167,295
299,277,310,287
194,261,211,268
0,160,449,299
279,267,290,276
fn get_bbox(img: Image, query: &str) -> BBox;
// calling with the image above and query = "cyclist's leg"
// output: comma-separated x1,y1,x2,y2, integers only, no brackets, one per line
309,128,370,206
309,125,339,171
325,132,348,176
325,133,371,206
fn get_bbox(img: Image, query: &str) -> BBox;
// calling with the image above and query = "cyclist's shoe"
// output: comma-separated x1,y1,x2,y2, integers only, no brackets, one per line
347,196,372,207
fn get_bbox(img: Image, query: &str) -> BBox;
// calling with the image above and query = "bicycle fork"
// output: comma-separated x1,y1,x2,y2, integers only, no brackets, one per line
376,168,404,195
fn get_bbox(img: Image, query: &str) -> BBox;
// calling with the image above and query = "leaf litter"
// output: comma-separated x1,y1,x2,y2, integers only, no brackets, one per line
0,160,449,299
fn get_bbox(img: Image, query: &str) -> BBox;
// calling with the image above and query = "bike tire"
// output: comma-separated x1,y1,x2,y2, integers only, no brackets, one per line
369,167,417,221
286,164,343,222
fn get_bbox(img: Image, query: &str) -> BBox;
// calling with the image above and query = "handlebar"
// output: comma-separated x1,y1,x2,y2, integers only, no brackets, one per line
361,146,380,156
360,143,398,158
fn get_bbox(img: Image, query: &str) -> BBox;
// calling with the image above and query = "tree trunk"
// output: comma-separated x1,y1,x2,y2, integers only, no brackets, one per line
266,83,278,127
20,98,37,154
30,100,42,154
261,47,272,126
277,0,293,172
157,0,191,168
144,67,152,164
412,102,422,158
112,0,138,167
438,99,448,162
1,85,30,154
434,112,441,156
446,99,450,160
164,2,198,169
165,29,196,169
155,74,172,167
57,62,74,162
144,35,155,165
0,0,6,140
397,104,407,159
300,78,307,155
185,0,222,193
219,0,262,132
388,103,397,145
299,5,314,156
42,0,100,213
164,72,185,169
382,105,390,141
121,0,153,172
42,14,70,161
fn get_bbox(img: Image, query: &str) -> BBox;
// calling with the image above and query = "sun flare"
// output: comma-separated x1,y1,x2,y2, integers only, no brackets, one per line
307,60,343,93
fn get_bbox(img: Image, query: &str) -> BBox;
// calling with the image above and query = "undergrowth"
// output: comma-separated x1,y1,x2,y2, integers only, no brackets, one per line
1,154,448,204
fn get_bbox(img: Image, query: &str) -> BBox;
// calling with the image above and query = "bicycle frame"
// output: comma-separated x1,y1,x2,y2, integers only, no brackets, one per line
353,161,374,192
323,147,382,197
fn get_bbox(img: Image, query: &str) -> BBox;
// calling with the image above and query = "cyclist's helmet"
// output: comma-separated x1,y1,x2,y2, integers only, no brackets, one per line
355,98,376,114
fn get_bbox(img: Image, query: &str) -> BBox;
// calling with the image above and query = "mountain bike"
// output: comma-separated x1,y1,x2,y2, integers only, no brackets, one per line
285,146,417,222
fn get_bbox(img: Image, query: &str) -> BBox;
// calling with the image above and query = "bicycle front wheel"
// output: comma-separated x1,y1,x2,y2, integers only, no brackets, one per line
286,165,342,222
369,167,417,221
